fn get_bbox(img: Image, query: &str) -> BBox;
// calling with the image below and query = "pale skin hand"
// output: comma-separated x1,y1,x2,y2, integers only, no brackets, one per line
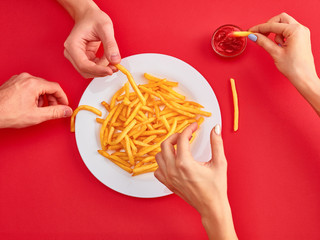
155,123,238,240
0,73,73,128
58,0,121,78
249,12,320,116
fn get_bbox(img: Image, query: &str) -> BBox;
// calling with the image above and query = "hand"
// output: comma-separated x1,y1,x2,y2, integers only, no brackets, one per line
249,13,320,116
249,13,317,84
0,73,73,128
155,123,238,240
63,4,120,78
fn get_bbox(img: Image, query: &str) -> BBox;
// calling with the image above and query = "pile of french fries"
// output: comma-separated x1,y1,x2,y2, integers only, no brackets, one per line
71,64,211,176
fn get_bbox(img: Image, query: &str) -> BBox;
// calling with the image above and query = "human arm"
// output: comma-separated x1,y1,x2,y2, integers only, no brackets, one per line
155,123,238,240
0,73,72,128
248,13,320,116
57,0,120,78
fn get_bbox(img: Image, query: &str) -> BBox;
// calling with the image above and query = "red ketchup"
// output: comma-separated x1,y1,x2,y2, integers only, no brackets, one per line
212,24,247,57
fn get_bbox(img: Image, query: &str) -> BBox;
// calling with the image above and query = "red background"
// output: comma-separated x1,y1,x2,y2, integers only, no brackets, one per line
1,0,320,239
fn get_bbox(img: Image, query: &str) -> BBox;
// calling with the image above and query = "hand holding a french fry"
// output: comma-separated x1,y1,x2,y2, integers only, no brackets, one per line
0,73,72,128
249,13,320,116
59,0,121,78
155,123,238,240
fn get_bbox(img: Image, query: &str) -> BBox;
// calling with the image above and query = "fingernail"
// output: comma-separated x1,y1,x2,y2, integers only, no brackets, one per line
248,34,257,42
64,108,73,117
110,53,120,62
214,124,221,135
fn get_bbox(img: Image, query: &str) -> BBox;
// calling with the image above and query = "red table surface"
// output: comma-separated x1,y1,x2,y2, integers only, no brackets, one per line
1,0,320,239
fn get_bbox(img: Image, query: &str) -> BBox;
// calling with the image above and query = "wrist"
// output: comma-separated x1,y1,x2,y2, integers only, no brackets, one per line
57,0,100,21
292,73,320,116
200,197,238,240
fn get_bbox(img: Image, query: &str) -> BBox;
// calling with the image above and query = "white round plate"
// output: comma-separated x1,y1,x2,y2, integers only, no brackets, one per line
75,53,221,198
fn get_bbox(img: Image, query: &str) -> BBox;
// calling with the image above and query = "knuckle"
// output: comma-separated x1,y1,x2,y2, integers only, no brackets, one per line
53,81,61,88
52,108,62,119
155,152,161,161
216,155,228,168
98,19,113,29
304,26,310,34
166,169,176,179
104,40,117,50
160,141,166,150
80,71,93,79
176,160,187,171
25,77,39,87
154,169,160,179
63,49,69,58
292,24,303,31
63,40,70,49
19,72,31,78
77,61,90,72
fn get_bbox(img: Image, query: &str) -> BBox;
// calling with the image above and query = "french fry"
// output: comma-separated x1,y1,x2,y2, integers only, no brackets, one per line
125,135,134,165
142,135,157,144
144,73,165,82
124,102,142,126
136,118,177,157
110,86,125,109
132,166,158,176
98,150,131,167
160,116,170,132
133,163,158,175
135,156,155,168
96,118,104,124
230,78,239,132
115,64,146,105
99,105,118,148
159,85,185,100
170,101,211,117
133,139,150,147
71,105,102,132
101,101,111,112
110,119,137,145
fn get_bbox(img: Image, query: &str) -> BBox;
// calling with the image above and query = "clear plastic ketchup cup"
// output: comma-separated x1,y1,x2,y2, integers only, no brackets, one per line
211,24,247,57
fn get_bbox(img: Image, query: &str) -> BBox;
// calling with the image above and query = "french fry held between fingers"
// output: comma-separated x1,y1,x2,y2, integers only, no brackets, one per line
71,71,211,176
70,105,102,132
115,64,146,105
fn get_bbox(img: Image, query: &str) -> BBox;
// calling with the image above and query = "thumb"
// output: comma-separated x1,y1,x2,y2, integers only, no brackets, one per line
99,24,121,65
210,124,226,165
248,33,282,59
36,105,73,123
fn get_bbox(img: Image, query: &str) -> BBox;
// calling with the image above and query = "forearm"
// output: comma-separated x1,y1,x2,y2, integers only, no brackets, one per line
292,74,320,117
200,199,238,240
57,0,99,21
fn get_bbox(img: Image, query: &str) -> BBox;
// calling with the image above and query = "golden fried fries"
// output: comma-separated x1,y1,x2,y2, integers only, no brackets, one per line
71,67,211,176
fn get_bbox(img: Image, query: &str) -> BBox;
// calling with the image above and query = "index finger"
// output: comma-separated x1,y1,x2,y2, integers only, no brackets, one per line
65,44,111,77
249,22,289,36
267,12,299,24
37,78,69,105
176,122,198,159
160,133,179,170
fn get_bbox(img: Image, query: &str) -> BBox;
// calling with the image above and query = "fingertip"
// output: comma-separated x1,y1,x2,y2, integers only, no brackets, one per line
109,65,118,72
214,124,221,135
190,122,198,133
109,53,121,65
64,106,73,118
248,33,258,42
